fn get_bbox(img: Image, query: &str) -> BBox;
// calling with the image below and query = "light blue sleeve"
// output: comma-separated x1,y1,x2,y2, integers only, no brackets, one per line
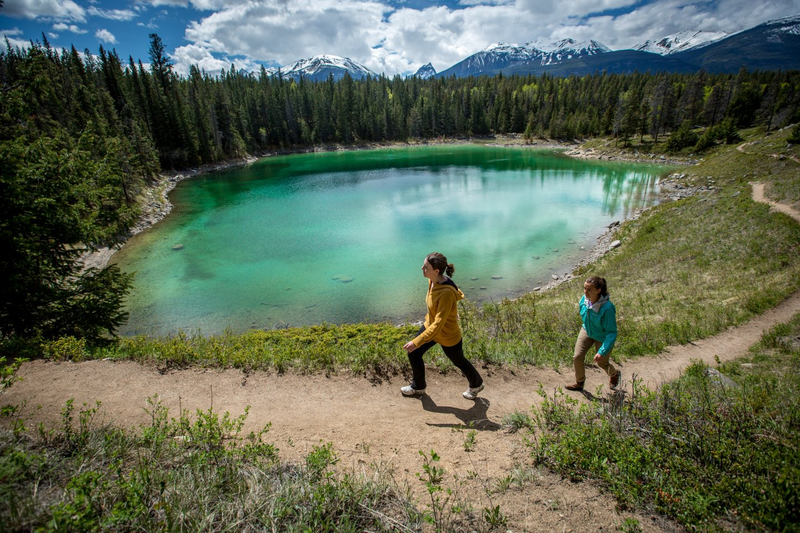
598,303,618,356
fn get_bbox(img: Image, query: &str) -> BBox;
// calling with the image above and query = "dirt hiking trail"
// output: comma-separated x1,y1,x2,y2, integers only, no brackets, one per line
3,184,800,532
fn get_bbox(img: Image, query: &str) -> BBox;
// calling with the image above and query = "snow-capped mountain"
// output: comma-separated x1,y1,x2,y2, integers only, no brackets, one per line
439,39,610,77
434,13,800,78
634,30,729,55
413,63,436,79
279,55,376,82
763,13,800,36
530,39,611,64
677,14,800,72
262,13,799,82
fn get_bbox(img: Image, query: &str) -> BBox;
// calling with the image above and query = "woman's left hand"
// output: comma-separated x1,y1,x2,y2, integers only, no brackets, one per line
593,353,606,363
403,341,417,353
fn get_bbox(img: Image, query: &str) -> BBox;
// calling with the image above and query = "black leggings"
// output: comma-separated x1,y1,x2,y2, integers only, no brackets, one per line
407,326,483,390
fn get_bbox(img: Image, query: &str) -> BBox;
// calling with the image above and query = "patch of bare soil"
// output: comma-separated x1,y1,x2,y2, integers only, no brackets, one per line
3,185,799,532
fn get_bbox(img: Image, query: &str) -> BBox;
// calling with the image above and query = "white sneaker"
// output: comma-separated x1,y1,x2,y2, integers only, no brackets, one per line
401,385,426,397
462,383,485,400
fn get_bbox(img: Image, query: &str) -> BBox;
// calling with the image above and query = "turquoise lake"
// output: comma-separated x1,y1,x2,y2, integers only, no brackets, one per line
112,145,670,336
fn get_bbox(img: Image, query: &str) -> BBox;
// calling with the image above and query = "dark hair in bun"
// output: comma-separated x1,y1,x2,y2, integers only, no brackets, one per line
426,252,455,277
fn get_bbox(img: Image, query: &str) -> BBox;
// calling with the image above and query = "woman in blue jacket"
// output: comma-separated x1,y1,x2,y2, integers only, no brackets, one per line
565,276,621,391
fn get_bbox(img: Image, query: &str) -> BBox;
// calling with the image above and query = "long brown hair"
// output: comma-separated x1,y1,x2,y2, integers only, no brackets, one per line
426,252,455,277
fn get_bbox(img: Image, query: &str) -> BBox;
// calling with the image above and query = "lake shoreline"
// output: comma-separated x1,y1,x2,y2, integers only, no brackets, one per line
84,135,699,328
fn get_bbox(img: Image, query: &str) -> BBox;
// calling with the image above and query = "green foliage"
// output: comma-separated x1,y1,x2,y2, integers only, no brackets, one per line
501,410,533,432
666,121,699,152
528,314,800,531
618,517,642,532
0,356,26,391
107,322,416,375
0,133,134,345
462,429,477,452
789,124,800,145
0,397,421,532
416,449,466,531
726,83,761,128
483,504,508,528
694,117,741,151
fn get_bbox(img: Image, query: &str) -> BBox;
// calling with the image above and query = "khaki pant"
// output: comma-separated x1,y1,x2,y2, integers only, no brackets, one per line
573,327,617,383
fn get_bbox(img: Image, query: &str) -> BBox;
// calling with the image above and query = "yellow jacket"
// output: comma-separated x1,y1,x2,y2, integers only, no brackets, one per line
412,278,464,348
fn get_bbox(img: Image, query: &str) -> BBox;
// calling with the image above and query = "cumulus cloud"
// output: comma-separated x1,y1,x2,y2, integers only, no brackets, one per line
567,0,800,49
95,29,117,44
1,0,86,22
189,0,252,9
170,43,267,76
52,23,88,35
0,28,32,50
135,0,189,7
88,7,138,21
178,0,391,71
150,0,800,76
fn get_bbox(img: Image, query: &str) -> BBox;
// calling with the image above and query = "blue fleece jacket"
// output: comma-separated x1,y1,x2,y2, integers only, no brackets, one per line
579,295,618,356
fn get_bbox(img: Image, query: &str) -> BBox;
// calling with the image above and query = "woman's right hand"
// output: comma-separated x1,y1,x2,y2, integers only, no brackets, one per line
403,341,417,353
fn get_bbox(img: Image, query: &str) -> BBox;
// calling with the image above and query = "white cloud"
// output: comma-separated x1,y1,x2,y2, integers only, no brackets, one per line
566,0,800,49
52,23,88,35
157,0,800,77
189,0,252,9
88,7,138,21
1,28,31,50
96,29,118,44
178,0,391,71
134,0,189,7
170,43,265,76
458,0,514,5
1,0,86,22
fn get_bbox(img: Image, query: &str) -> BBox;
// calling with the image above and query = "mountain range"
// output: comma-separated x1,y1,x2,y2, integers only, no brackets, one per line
273,14,800,82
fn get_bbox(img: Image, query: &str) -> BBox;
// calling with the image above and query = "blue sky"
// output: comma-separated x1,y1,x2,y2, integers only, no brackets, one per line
2,0,799,77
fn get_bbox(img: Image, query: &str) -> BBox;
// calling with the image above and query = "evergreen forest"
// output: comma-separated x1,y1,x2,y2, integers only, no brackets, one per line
2,34,800,348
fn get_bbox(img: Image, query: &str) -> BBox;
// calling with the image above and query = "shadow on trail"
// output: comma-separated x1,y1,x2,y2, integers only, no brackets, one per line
416,395,502,431
578,388,628,406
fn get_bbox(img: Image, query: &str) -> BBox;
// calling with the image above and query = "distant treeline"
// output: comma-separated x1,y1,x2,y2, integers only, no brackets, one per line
1,34,800,345
3,34,800,174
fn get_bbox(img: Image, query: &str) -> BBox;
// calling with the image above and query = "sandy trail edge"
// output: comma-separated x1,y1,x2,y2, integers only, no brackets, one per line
2,184,798,532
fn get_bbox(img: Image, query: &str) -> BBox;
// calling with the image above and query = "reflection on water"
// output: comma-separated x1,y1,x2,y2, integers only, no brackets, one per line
112,145,672,336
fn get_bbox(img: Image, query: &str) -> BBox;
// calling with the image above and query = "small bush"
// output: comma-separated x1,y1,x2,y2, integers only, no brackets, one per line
666,121,699,152
43,336,89,361
788,124,800,145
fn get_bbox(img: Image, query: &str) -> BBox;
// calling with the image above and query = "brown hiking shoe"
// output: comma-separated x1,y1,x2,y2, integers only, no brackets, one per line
610,371,620,389
565,381,585,391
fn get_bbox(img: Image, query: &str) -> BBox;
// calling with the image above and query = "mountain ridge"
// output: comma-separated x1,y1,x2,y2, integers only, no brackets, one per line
434,13,800,78
267,13,800,81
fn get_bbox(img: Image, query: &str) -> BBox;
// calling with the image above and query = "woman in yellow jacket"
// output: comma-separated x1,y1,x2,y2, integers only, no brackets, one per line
401,252,484,400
